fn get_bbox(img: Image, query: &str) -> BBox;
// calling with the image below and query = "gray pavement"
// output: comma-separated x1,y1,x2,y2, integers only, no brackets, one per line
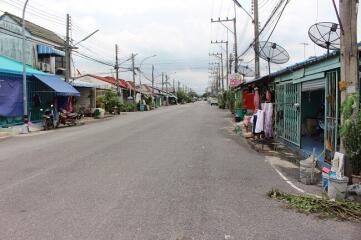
0,102,359,240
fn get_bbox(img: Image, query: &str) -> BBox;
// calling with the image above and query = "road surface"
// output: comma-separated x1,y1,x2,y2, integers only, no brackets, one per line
0,102,359,239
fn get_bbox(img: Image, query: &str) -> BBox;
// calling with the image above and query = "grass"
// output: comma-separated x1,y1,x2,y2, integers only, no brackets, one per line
267,189,361,222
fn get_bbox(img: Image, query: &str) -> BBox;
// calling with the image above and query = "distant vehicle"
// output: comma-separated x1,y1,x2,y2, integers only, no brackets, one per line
210,98,218,106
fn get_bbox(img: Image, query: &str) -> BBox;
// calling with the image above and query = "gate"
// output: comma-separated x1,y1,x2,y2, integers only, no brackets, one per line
275,82,301,146
324,70,340,162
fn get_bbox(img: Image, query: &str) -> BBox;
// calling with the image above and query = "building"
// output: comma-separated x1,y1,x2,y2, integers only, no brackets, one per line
0,12,66,75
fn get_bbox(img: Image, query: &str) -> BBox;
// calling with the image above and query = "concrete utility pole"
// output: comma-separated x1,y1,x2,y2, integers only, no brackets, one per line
65,14,71,82
211,17,238,73
115,44,120,95
340,0,359,101
211,40,229,90
151,65,154,94
161,72,164,91
178,81,180,92
300,42,309,61
253,0,260,78
173,79,175,93
132,53,136,103
165,75,169,105
209,53,223,92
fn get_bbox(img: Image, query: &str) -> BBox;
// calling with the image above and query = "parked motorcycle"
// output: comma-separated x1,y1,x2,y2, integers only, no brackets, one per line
40,105,59,130
58,109,83,126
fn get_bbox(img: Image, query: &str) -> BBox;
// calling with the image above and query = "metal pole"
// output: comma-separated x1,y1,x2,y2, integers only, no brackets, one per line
22,0,29,132
220,52,224,92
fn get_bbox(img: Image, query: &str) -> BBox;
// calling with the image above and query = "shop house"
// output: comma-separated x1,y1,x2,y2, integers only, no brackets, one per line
269,51,341,168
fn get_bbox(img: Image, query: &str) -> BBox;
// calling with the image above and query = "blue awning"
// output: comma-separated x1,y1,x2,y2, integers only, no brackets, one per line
37,44,65,57
33,74,80,96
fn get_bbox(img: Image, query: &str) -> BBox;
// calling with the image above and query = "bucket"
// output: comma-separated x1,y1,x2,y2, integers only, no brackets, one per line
299,160,316,185
322,173,329,193
328,176,349,200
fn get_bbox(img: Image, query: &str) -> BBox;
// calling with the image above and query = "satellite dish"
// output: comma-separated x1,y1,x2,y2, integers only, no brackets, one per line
258,41,290,77
238,65,255,77
308,22,340,55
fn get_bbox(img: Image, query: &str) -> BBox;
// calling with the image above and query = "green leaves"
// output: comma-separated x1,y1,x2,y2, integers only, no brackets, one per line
268,189,361,221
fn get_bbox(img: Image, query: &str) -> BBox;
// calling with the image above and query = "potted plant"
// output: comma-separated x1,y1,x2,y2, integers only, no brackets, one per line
340,94,361,184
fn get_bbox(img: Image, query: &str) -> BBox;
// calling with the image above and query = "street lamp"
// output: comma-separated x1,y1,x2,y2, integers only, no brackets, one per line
138,55,157,105
22,0,30,133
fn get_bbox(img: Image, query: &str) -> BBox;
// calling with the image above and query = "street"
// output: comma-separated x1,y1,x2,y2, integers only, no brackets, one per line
0,102,359,240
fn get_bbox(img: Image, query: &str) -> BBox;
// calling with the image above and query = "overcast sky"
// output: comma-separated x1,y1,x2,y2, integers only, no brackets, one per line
1,0,361,93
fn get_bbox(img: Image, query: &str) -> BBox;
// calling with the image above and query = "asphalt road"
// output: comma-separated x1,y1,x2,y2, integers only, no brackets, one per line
0,102,359,240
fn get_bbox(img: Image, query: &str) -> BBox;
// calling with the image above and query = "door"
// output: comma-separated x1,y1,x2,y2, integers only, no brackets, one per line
275,82,301,146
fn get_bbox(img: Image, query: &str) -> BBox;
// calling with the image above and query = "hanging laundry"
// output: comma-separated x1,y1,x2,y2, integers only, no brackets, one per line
251,114,258,134
263,103,273,138
255,110,264,134
254,88,260,110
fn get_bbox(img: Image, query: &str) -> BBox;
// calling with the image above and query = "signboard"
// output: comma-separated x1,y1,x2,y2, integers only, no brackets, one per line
229,74,244,88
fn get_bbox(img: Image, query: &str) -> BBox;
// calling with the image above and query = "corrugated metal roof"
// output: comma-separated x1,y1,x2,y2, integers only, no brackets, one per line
2,12,65,46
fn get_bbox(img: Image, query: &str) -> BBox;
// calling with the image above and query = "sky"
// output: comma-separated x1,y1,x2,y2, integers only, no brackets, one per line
0,0,360,94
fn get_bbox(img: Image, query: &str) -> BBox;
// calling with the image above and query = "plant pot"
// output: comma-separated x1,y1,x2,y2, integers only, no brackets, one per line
351,175,361,184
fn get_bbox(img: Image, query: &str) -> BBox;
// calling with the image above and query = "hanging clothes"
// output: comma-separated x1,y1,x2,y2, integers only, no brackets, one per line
251,114,257,134
262,103,273,138
255,110,264,134
66,96,73,112
254,88,260,110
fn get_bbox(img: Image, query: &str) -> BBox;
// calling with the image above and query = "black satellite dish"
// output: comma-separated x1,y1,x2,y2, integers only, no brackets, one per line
308,22,340,55
238,65,255,77
258,41,290,77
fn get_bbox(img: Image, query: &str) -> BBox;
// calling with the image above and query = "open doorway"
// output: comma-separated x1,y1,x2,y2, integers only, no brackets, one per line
300,88,324,160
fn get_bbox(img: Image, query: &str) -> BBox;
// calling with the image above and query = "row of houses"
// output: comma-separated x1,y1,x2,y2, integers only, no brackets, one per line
0,12,177,128
233,47,361,171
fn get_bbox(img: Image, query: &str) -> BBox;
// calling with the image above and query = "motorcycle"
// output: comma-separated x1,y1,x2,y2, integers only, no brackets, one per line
40,105,59,130
58,109,83,126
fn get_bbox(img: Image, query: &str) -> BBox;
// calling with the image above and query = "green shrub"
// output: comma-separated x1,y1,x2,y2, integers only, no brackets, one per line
340,95,361,175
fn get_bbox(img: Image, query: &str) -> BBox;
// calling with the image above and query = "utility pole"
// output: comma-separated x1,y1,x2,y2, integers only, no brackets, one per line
178,81,180,92
340,0,358,101
211,18,238,73
161,72,164,91
65,14,71,82
253,0,260,78
115,44,120,95
211,40,229,90
132,53,136,103
151,65,155,108
166,75,169,105
151,65,154,94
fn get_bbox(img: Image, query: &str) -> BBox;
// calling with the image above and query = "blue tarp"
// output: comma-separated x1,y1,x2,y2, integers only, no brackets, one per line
33,74,80,97
0,76,23,117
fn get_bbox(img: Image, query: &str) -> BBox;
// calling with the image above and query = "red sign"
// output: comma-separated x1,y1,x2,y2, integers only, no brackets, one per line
230,74,244,88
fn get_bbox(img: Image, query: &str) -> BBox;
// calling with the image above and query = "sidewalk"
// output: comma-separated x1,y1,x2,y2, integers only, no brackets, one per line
232,118,323,196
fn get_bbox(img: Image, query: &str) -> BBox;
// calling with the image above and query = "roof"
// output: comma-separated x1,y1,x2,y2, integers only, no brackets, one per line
85,75,128,89
241,50,340,87
126,81,137,91
0,55,45,75
1,12,65,46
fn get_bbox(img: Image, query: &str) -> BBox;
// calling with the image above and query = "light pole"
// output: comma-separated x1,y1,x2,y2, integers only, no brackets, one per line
138,55,157,106
22,0,30,133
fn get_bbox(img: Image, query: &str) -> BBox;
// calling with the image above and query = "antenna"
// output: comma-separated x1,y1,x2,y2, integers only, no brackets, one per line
308,22,340,55
258,41,290,77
